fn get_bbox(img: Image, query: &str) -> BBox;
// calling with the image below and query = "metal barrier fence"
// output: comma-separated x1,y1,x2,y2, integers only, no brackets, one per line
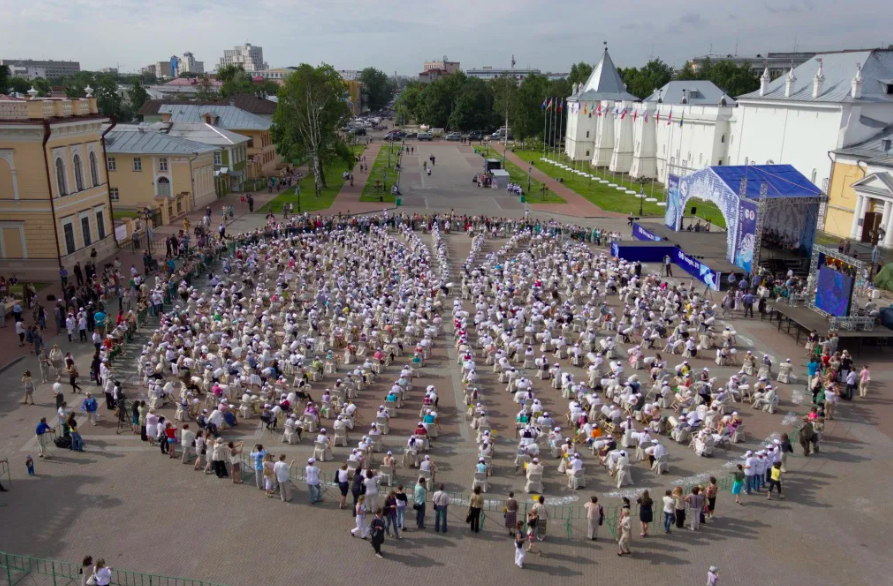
0,550,228,586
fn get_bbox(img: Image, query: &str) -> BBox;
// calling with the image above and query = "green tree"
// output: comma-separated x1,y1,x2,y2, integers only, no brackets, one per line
512,73,551,141
128,79,150,112
217,64,252,98
490,75,517,131
271,63,350,198
32,78,50,96
673,58,758,97
7,77,31,94
394,82,424,125
568,62,594,86
0,65,9,93
449,77,498,132
618,59,674,98
194,76,218,101
359,67,394,111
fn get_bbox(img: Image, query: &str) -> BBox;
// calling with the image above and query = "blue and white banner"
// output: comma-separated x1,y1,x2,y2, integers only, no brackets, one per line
665,174,682,230
675,248,721,291
632,222,663,242
734,199,758,272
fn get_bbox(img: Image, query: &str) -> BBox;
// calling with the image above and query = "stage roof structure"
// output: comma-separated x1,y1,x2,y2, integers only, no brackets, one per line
710,165,824,199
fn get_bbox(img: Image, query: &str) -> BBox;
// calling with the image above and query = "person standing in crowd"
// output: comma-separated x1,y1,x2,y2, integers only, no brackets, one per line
685,487,705,531
637,490,653,537
432,483,450,533
383,491,401,539
767,462,785,500
584,495,603,541
351,495,369,538
274,455,294,502
513,521,527,568
505,492,519,537
20,370,35,405
369,508,386,559
337,463,350,509
706,477,719,521
662,489,676,533
531,495,548,541
672,486,686,528
414,477,428,529
92,559,112,586
306,457,323,504
250,444,267,490
617,504,632,557
468,485,484,533
78,556,93,586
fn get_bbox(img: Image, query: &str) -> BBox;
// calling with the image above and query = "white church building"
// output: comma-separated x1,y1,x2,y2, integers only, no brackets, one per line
564,48,893,198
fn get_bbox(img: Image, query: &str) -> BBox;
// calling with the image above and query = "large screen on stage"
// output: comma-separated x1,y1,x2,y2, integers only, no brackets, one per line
815,265,854,317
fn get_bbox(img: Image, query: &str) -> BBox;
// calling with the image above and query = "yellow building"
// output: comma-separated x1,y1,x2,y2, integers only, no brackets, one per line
826,127,893,246
157,104,280,178
103,125,219,226
0,91,116,281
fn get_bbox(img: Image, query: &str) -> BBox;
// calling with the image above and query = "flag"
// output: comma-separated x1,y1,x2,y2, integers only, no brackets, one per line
620,108,627,120
667,111,672,125
644,112,649,123
633,109,638,122
558,99,563,112
679,112,684,127
546,98,553,111
583,103,587,115
597,104,602,116
541,98,547,110
656,111,660,123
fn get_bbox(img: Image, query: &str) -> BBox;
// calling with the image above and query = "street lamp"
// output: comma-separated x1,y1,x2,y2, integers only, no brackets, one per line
637,176,648,217
527,165,532,194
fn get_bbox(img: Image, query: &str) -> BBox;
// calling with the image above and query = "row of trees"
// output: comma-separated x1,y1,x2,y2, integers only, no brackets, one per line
394,57,762,139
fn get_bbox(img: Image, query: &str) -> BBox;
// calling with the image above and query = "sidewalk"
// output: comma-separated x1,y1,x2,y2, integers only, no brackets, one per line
324,142,392,216
492,144,625,219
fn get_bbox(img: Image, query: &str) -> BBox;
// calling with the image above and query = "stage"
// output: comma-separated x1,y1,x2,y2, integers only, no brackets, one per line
765,300,893,356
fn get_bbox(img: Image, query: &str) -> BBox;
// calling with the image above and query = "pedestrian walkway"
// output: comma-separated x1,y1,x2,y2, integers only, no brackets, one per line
492,145,625,219
326,142,392,216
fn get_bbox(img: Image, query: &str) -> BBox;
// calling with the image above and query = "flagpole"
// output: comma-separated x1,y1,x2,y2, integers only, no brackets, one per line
552,98,558,158
559,98,564,165
543,100,548,158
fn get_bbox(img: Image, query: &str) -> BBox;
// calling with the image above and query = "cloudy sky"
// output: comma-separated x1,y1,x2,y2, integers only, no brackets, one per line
1,0,890,75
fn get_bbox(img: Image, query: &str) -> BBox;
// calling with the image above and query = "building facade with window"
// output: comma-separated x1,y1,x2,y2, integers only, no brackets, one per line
0,93,115,280
103,126,218,227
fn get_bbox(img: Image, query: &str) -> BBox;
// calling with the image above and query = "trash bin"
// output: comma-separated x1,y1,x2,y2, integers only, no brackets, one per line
520,195,526,203
396,197,402,207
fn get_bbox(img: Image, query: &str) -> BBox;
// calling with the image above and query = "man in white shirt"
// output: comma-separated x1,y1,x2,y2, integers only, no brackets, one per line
305,457,322,504
743,451,756,494
644,439,666,467
274,455,295,502
179,424,195,464
207,408,224,436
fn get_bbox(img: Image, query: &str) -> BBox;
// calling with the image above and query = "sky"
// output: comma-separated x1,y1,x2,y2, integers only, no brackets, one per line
1,0,891,76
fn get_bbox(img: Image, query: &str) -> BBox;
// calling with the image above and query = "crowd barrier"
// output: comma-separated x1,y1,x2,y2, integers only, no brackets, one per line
0,550,228,586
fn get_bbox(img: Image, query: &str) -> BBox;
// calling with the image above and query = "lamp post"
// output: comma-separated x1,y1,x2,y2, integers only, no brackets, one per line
637,176,648,217
527,165,532,194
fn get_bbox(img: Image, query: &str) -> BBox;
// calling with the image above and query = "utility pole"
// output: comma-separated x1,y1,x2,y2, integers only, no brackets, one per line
503,54,515,165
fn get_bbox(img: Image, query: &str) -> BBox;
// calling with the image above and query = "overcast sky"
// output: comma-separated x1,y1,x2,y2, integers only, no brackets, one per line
1,0,890,75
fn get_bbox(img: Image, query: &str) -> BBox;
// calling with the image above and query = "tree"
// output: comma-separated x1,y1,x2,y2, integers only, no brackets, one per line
568,62,594,86
217,64,252,98
359,67,394,112
512,73,551,141
449,77,499,132
194,76,218,101
394,82,424,125
618,59,674,98
673,57,759,97
128,79,149,112
32,78,50,97
7,76,32,95
271,64,350,198
0,65,9,93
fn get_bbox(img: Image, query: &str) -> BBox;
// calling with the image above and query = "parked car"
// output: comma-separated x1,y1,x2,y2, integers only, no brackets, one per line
417,132,433,141
467,130,483,141
352,127,367,136
385,130,405,141
403,131,418,139
445,132,462,141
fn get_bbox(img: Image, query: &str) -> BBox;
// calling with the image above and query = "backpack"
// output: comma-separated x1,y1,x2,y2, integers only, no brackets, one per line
597,505,604,526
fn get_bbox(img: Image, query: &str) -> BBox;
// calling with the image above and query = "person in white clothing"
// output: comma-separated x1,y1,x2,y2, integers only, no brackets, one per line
273,455,295,502
306,457,323,504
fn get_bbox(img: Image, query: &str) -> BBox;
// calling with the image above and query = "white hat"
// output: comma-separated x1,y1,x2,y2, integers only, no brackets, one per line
308,457,316,463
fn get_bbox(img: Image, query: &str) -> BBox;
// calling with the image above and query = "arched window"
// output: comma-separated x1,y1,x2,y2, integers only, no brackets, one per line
721,134,726,143
89,151,100,187
55,158,68,196
73,154,84,192
157,176,171,197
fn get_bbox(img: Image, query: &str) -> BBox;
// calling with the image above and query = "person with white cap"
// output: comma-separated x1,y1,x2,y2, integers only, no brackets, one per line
707,566,719,586
306,457,323,504
273,454,295,503
743,451,756,495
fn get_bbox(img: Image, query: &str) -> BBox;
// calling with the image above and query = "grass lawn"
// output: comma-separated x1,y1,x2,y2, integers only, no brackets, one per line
512,148,727,228
360,143,401,203
260,147,363,213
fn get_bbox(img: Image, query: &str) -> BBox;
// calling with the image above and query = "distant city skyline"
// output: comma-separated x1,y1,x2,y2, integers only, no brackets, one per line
2,0,890,76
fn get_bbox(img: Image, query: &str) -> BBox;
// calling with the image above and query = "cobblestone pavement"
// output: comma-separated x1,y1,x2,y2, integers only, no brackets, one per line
1,169,892,586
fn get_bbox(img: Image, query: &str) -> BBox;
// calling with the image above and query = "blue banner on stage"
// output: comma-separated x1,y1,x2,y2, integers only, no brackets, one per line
675,248,721,291
632,222,663,242
665,174,682,230
734,199,758,273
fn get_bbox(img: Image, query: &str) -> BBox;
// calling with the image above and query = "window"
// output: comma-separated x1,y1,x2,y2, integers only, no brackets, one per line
585,131,590,138
585,150,590,157
89,152,100,186
81,216,92,246
214,151,222,166
720,134,726,144
157,176,171,197
63,222,76,255
107,157,116,172
73,154,84,191
96,210,106,239
718,159,723,166
159,157,168,171
109,188,119,201
55,158,68,196
132,157,142,172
